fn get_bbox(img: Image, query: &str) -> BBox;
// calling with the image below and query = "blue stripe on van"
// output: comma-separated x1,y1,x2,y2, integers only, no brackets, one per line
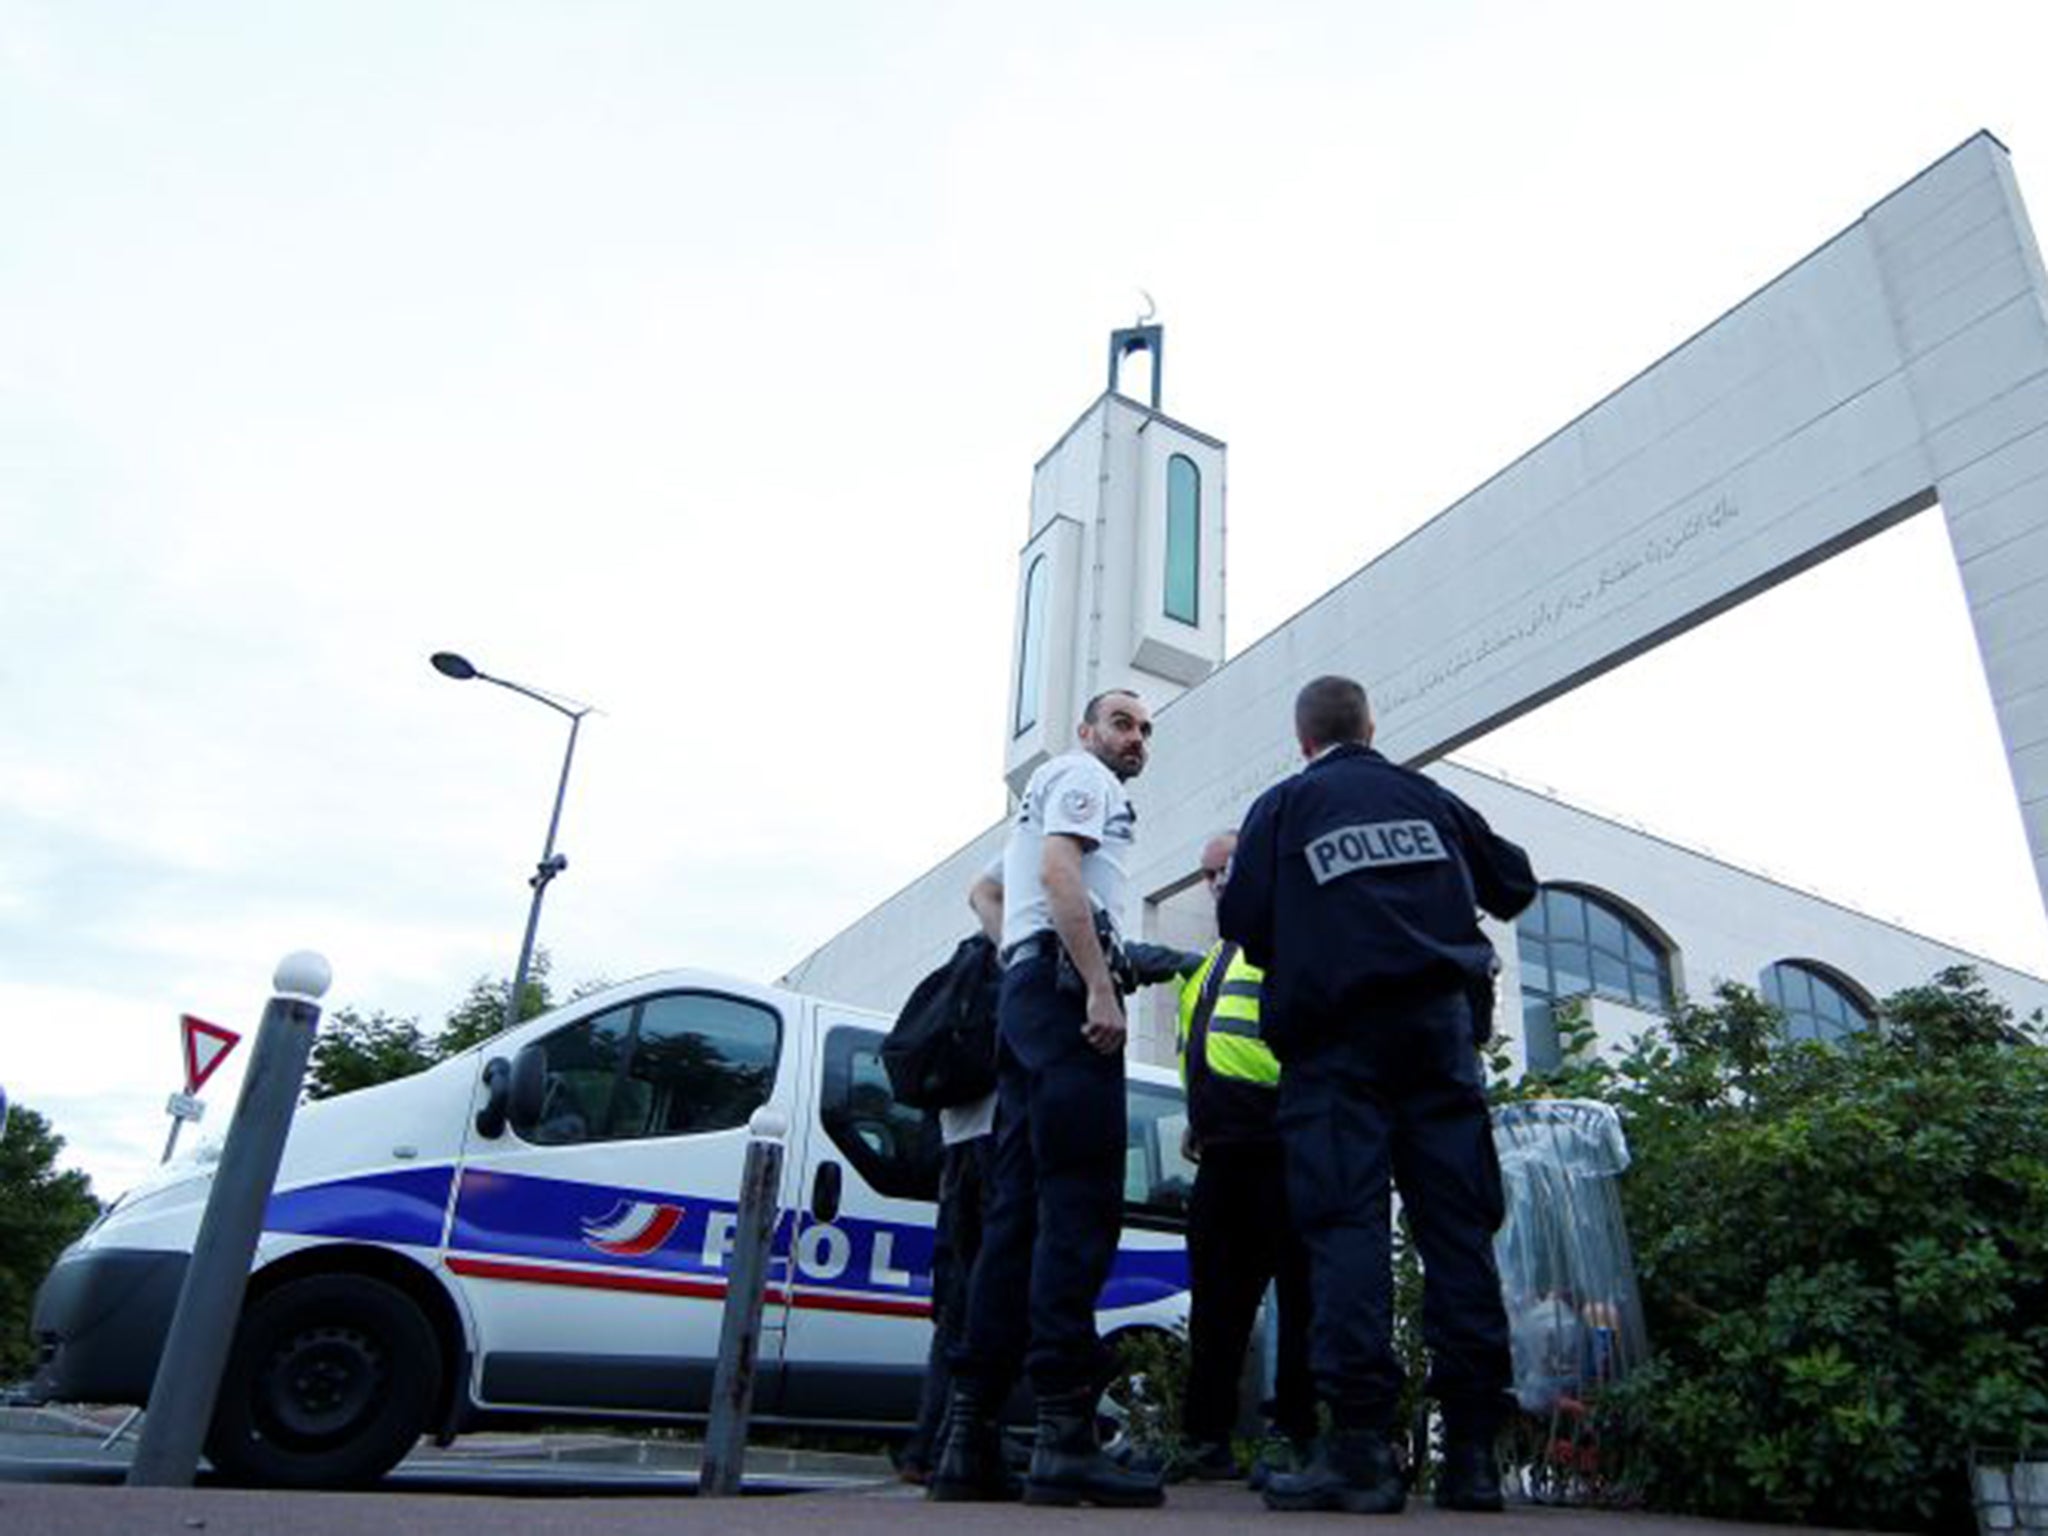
265,1164,455,1247
258,1164,1187,1309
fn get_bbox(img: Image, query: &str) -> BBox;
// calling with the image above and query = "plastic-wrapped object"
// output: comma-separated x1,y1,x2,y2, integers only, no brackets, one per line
1491,1100,1648,1415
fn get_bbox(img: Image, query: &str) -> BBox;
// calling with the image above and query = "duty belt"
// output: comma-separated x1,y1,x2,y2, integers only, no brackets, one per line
1002,933,1060,969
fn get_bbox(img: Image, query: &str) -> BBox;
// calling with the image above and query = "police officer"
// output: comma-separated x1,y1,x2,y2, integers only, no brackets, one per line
898,867,1006,1485
1217,675,1536,1515
930,689,1167,1509
1173,831,1315,1484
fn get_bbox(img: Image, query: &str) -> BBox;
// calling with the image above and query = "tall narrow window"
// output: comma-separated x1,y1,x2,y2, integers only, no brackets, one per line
1165,454,1200,625
1014,555,1048,737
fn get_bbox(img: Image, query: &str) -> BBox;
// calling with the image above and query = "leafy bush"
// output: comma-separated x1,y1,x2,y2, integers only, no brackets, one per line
1496,969,2048,1531
1109,1323,1190,1456
1,1105,100,1380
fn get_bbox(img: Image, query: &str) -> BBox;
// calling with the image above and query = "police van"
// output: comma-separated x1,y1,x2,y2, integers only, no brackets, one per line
27,968,1196,1487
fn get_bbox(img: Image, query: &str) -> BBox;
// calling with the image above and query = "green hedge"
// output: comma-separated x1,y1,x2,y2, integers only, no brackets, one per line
1498,969,2048,1531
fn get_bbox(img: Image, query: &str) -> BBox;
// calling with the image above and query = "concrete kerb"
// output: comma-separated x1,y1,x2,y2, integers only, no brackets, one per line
3,1407,900,1480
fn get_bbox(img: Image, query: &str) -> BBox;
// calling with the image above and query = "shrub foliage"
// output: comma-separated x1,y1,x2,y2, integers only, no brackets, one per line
1503,969,2048,1530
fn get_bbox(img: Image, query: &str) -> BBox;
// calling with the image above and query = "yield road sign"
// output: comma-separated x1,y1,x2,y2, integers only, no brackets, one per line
180,1015,241,1094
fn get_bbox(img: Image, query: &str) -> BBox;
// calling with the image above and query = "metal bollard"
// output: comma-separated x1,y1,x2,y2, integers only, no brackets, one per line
127,952,331,1488
699,1105,788,1497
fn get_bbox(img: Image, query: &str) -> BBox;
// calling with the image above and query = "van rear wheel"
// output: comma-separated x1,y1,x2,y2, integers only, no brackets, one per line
205,1274,441,1488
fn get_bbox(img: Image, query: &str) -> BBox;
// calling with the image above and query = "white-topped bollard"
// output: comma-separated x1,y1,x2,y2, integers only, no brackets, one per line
272,950,333,1002
129,952,331,1489
700,1106,791,1497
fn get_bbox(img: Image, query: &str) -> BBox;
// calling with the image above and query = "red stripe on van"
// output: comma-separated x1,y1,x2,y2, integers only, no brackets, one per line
447,1255,734,1300
444,1255,931,1317
792,1291,931,1319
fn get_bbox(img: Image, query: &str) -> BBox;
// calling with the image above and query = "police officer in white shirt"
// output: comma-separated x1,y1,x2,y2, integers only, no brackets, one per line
930,689,1166,1509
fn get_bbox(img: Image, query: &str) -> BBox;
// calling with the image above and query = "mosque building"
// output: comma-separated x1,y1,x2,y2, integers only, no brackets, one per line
784,133,2048,1069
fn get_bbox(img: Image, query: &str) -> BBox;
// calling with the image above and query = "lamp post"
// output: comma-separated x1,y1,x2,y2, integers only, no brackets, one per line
432,651,595,1031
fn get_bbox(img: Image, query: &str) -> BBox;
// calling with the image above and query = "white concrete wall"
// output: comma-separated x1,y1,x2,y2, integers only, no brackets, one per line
1443,764,2048,1073
782,759,2048,1067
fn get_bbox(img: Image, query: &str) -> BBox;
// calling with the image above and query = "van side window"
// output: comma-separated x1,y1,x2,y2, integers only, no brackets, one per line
1124,1081,1194,1230
819,1026,940,1201
524,992,780,1146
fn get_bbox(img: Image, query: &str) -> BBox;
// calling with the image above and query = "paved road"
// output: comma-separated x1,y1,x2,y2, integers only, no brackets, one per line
2,1475,1887,1535
0,1412,1875,1533
0,1417,879,1497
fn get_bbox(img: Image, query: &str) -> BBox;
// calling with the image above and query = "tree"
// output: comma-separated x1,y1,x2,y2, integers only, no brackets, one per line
1519,969,2048,1531
434,949,558,1058
0,1104,100,1380
306,951,610,1100
305,1009,434,1101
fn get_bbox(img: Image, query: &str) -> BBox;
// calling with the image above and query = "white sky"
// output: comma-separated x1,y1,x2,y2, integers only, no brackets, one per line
6,0,2047,1198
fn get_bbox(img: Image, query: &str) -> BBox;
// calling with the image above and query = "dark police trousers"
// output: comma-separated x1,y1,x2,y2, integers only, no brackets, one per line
953,953,1126,1395
1276,988,1510,1434
906,1133,994,1469
1184,1138,1315,1446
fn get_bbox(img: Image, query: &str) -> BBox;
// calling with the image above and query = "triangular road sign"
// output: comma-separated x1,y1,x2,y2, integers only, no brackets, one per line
181,1014,241,1094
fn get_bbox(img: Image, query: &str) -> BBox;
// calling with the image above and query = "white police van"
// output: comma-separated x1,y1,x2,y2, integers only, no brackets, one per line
27,969,1196,1487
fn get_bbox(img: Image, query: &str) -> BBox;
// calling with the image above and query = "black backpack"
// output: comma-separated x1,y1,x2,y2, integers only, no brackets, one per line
881,934,1001,1110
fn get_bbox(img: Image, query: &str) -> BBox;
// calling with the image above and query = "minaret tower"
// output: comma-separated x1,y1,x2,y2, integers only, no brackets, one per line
1004,321,1227,793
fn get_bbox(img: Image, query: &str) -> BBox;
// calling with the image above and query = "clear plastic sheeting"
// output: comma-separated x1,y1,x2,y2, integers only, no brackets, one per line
1491,1099,1648,1415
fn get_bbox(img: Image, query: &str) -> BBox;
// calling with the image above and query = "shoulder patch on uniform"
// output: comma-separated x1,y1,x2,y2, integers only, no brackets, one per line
1059,786,1098,821
1304,820,1448,884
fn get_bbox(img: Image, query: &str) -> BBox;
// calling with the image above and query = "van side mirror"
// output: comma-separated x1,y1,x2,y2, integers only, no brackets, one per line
508,1042,548,1137
475,1058,512,1138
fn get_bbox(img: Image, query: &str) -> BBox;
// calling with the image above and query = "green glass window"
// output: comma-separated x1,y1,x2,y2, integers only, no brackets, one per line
1164,454,1200,626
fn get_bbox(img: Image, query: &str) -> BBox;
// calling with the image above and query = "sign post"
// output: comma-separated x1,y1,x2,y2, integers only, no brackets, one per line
161,1014,241,1164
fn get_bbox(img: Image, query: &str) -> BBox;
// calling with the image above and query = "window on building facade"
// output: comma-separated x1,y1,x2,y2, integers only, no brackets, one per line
1014,554,1048,737
1761,960,1873,1046
1515,885,1672,1071
1164,454,1200,626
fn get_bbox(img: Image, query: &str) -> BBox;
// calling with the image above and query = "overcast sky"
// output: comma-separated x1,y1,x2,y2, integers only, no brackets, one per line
7,0,2048,1198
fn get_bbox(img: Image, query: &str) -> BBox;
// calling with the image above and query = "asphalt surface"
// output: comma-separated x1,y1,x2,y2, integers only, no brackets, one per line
0,1409,1879,1533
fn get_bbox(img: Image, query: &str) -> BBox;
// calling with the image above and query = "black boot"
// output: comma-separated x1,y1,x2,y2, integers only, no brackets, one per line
1023,1388,1166,1507
1261,1427,1406,1514
1435,1432,1504,1512
927,1379,1019,1502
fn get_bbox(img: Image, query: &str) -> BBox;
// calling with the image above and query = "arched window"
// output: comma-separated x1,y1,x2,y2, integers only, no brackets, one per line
1761,960,1873,1045
1164,454,1200,625
1515,885,1672,1070
1014,555,1049,738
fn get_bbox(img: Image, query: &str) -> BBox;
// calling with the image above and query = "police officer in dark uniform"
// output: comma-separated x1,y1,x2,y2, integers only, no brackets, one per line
1217,675,1537,1515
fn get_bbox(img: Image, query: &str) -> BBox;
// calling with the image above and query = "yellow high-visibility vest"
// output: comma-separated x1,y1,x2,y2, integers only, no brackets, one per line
1177,941,1280,1087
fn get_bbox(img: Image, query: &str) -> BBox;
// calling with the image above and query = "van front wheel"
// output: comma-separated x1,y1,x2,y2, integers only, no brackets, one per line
206,1274,442,1488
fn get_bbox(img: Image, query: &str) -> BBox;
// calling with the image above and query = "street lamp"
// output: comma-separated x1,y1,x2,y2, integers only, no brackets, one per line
431,650,596,1033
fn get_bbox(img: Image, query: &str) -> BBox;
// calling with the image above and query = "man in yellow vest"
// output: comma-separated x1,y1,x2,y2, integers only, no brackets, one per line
1172,832,1315,1483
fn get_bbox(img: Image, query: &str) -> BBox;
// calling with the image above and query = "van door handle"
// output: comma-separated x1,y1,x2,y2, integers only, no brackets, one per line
811,1160,843,1223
